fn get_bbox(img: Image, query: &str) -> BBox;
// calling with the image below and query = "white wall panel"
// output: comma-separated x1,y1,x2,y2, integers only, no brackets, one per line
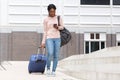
80,16,110,24
0,0,120,30
9,0,41,5
0,0,8,25
113,16,120,24
64,7,79,15
112,8,120,15
64,0,79,6
117,33,120,40
85,33,90,40
113,24,120,28
80,24,111,28
80,7,110,15
42,7,48,15
41,0,58,6
64,16,79,24
100,33,106,41
9,15,41,23
41,0,50,5
9,6,41,14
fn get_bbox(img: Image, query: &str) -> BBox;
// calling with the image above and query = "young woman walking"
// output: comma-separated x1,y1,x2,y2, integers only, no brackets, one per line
41,4,64,76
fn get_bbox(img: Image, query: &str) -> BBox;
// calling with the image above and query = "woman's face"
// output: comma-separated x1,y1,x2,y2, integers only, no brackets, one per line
49,8,56,17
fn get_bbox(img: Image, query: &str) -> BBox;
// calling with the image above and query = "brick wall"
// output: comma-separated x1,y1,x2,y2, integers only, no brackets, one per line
0,32,84,61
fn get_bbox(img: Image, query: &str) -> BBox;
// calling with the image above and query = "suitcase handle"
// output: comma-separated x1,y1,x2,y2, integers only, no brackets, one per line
37,47,45,55
36,47,45,61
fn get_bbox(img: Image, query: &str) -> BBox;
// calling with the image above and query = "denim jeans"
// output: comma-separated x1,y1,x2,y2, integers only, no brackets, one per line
46,38,61,72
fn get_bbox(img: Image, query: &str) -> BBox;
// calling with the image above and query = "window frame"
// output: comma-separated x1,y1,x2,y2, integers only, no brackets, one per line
81,0,110,5
113,0,120,5
84,33,106,54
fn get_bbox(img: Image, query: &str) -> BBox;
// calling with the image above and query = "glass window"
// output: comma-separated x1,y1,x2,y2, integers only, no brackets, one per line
85,41,105,54
85,41,89,54
113,0,120,5
91,41,99,52
96,33,100,39
90,33,94,39
81,0,110,5
85,33,106,54
101,42,105,49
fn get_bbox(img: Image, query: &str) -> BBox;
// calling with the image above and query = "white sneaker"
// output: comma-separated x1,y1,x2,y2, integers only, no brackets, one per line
51,71,56,77
46,70,51,76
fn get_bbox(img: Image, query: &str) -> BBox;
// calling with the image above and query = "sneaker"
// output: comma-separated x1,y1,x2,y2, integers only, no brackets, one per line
51,71,56,77
46,70,51,76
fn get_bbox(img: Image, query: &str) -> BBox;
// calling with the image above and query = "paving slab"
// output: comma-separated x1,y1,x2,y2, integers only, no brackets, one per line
0,61,81,80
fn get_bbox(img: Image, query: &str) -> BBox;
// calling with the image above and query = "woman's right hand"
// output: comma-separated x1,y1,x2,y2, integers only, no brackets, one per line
40,43,45,48
53,24,58,29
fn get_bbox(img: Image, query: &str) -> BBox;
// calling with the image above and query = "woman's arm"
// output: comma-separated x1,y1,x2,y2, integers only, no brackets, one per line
41,19,47,44
58,17,64,30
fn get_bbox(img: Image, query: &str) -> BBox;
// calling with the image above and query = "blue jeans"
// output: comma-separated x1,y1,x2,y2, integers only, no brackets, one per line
46,38,61,72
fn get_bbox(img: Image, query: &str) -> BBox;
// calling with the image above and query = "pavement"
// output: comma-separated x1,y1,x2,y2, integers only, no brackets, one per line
0,61,80,80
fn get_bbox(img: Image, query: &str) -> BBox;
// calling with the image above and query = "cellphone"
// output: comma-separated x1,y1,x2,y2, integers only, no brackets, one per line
53,24,58,29
53,24,57,27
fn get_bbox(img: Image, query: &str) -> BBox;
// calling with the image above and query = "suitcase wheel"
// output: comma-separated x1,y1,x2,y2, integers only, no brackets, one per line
41,71,44,74
29,71,32,74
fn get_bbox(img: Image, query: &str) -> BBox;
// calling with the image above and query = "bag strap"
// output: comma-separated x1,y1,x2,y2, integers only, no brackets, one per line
57,16,60,26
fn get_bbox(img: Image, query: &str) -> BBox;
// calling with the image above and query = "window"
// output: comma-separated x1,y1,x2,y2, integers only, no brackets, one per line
113,0,120,5
101,42,105,49
85,41,89,54
85,41,105,53
85,33,106,54
96,33,100,39
91,41,99,52
90,33,94,39
90,33,100,39
81,0,110,5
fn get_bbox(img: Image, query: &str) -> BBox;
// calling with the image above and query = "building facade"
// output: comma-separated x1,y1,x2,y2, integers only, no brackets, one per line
0,0,120,60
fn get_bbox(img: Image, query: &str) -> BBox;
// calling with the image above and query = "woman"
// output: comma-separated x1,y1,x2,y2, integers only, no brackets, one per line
40,4,64,76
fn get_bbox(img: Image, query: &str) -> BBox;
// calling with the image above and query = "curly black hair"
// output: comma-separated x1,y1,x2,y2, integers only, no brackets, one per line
47,4,56,11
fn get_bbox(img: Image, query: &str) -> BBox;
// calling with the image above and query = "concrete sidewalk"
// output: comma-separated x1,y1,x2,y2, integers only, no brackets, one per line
0,61,80,80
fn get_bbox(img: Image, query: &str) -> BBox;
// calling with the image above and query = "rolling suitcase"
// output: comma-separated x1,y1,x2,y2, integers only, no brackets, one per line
28,47,46,74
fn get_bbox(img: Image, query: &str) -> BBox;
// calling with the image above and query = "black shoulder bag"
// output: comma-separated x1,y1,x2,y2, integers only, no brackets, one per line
57,16,72,47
